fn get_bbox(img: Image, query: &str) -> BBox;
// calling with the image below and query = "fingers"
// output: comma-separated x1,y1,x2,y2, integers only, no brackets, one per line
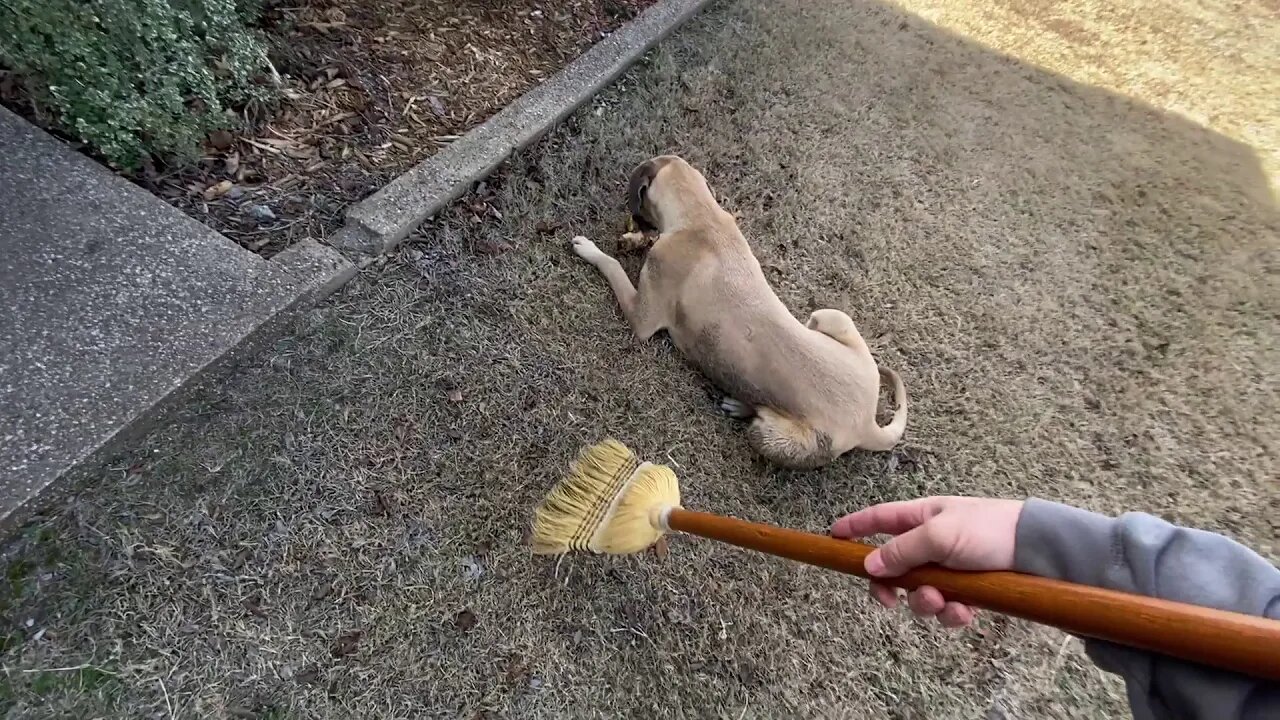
869,582,898,609
938,602,974,628
830,497,948,539
873,583,975,628
866,522,950,577
907,585,945,616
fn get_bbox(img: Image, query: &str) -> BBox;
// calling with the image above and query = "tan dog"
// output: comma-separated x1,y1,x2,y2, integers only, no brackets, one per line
570,155,907,468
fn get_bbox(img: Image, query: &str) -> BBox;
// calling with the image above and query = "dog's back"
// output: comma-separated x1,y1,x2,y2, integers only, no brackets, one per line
659,222,885,456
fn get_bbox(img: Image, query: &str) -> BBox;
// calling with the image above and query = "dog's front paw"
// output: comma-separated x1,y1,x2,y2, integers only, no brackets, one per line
570,235,603,262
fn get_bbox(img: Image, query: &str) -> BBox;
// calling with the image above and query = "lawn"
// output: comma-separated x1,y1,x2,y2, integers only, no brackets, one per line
2,0,1276,717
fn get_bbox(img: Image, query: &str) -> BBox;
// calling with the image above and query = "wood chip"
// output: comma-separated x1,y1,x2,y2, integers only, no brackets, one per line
203,180,233,200
314,111,357,130
243,138,283,155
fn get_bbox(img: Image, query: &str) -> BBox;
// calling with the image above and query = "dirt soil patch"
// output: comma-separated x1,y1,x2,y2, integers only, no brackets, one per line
2,0,1277,718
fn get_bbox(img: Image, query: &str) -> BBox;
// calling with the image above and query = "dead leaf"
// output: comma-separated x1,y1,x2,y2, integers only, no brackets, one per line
203,180,233,200
392,417,415,443
653,536,670,562
208,129,234,150
311,582,333,601
242,594,267,618
326,78,347,89
372,490,398,516
331,629,363,658
503,656,529,685
476,238,513,254
296,664,320,685
454,609,477,632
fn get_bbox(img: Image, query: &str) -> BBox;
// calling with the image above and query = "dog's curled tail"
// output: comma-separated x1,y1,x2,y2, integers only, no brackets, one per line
860,367,908,452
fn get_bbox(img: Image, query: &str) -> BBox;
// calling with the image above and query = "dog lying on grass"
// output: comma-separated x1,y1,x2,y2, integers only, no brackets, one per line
570,155,907,468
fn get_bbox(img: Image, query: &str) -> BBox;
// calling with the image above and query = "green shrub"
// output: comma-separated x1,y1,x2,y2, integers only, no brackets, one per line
0,0,274,169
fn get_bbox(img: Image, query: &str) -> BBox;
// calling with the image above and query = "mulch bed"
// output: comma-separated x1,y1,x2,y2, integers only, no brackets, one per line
12,0,653,257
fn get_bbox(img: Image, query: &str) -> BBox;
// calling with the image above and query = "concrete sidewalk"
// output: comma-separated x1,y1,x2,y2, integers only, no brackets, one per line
0,107,354,531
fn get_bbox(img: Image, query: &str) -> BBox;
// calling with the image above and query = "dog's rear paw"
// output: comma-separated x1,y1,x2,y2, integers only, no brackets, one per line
807,308,855,335
719,397,755,419
570,235,603,262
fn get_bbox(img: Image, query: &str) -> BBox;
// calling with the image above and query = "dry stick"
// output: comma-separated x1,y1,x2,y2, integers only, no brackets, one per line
664,508,1280,681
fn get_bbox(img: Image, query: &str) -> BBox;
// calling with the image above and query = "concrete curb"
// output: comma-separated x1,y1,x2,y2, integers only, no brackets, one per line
330,0,714,257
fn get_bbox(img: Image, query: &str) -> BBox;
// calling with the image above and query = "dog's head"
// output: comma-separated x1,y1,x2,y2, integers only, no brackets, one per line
627,155,709,232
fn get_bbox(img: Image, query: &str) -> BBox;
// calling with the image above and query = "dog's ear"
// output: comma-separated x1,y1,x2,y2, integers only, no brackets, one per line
627,160,655,223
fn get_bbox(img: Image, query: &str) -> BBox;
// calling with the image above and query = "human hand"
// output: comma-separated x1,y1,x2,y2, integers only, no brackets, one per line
830,497,1024,628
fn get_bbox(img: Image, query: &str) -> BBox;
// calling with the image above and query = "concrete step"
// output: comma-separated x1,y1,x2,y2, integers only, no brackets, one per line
0,107,355,532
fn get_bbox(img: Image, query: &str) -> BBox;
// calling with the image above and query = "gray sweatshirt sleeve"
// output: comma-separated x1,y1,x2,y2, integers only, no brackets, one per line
1014,498,1280,720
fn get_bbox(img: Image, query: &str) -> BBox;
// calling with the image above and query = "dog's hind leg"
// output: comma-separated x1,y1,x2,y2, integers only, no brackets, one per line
806,309,872,357
808,309,908,451
746,407,835,469
719,396,755,419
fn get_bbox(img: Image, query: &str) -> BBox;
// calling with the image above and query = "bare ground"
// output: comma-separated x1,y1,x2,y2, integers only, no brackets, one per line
2,0,1278,718
3,0,651,257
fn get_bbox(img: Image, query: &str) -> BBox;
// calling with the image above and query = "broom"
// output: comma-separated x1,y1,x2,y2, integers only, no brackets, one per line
532,439,1280,681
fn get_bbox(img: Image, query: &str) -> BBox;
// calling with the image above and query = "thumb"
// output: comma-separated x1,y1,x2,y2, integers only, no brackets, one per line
865,523,946,578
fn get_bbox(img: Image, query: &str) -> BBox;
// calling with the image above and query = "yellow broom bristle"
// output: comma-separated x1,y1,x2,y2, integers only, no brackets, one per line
531,439,681,555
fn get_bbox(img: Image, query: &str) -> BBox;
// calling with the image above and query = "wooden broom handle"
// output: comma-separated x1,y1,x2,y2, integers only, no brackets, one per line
665,508,1280,680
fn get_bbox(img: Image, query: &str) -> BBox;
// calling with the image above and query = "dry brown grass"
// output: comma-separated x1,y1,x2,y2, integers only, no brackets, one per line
892,0,1280,200
2,0,1277,718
